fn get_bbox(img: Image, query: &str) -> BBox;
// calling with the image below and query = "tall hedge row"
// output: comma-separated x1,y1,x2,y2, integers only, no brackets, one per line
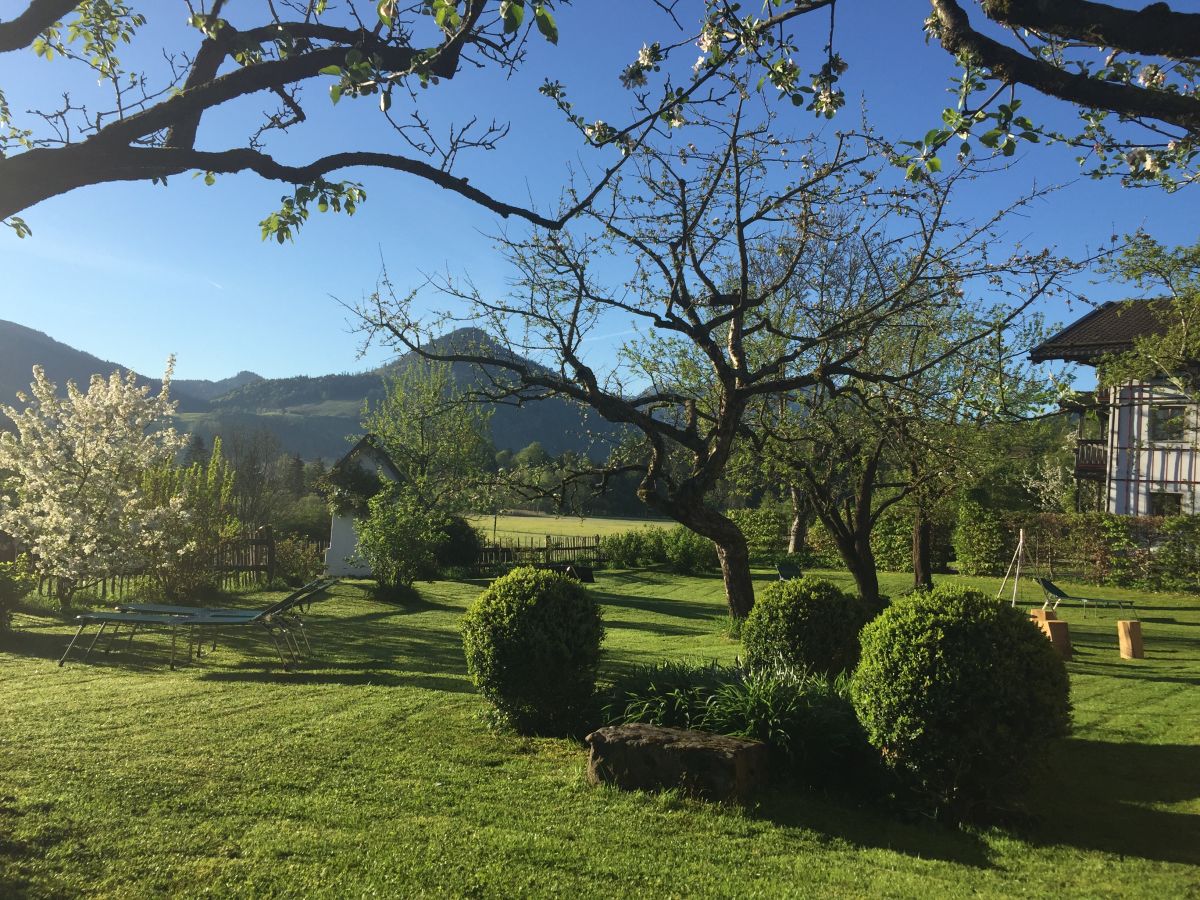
954,510,1200,592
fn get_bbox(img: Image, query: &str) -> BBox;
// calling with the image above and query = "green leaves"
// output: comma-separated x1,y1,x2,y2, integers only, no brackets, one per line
259,180,366,243
3,216,31,239
534,4,557,44
429,0,462,31
501,0,525,33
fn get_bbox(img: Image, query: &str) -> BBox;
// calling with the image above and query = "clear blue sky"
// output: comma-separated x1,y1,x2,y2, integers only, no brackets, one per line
0,2,1195,383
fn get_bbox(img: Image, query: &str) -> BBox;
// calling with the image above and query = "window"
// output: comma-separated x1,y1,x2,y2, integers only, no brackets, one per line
1149,491,1183,517
1149,405,1186,443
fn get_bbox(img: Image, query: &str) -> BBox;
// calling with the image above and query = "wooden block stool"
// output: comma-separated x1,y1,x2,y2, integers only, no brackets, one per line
1118,620,1144,659
1030,609,1058,624
1037,618,1072,660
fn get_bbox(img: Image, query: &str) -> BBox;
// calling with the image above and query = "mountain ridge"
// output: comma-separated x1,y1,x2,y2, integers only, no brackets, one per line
0,320,618,460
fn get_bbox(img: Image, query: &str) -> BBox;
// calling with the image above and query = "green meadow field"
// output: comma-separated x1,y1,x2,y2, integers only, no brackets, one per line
467,513,674,541
2,567,1197,897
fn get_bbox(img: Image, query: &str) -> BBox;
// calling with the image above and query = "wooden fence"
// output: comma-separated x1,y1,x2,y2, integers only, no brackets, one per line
475,534,605,572
28,531,330,602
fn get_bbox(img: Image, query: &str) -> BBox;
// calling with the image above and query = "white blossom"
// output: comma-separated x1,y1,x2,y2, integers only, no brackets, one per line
0,361,186,596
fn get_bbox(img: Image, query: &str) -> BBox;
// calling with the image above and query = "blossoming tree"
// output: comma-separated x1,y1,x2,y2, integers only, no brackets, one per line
0,361,185,605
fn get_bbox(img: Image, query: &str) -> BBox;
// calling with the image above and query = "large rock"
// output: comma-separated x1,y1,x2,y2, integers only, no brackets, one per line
585,723,768,804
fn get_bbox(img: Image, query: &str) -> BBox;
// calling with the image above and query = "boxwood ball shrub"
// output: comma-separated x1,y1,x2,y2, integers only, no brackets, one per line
851,584,1071,820
461,567,604,735
741,576,864,676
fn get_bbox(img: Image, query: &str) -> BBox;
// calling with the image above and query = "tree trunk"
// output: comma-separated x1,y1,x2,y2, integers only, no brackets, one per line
714,537,755,620
912,505,934,591
55,575,75,611
832,532,881,608
787,485,808,554
654,499,756,619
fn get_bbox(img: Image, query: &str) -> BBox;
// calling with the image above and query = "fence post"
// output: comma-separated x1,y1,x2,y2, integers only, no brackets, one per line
256,525,276,584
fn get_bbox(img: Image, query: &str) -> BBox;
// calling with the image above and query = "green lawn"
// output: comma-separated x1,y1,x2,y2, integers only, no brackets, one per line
468,513,674,541
1,569,1197,897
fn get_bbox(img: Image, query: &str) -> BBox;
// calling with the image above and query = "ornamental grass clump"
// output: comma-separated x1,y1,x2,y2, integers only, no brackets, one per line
850,584,1071,821
461,566,604,735
741,576,865,676
603,660,873,786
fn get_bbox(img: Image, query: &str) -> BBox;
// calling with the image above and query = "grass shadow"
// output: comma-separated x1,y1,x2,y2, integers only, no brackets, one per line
601,617,711,638
751,787,995,869
593,590,722,623
1025,738,1200,865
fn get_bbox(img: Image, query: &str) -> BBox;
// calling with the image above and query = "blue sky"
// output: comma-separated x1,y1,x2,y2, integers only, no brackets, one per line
0,2,1195,383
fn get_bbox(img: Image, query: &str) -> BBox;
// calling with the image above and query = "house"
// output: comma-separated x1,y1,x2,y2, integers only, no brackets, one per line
324,435,403,577
1031,299,1197,516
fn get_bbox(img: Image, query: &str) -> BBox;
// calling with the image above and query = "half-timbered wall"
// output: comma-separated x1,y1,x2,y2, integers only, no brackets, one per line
1106,382,1200,515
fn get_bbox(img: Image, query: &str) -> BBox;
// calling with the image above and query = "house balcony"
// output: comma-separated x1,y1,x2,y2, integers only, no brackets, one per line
1075,439,1107,481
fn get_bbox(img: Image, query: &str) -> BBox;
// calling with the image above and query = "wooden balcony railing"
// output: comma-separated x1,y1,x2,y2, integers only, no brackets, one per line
1075,439,1107,480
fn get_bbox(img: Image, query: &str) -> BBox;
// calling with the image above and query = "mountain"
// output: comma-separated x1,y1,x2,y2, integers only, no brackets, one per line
0,319,620,460
194,328,623,459
174,371,264,402
0,319,208,412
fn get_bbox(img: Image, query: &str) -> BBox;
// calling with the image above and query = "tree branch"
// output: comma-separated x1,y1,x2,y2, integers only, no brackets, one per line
932,0,1200,132
984,0,1200,60
0,0,79,54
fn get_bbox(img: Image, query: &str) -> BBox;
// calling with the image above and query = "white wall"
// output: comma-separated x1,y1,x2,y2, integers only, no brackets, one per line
1106,383,1199,515
326,513,371,577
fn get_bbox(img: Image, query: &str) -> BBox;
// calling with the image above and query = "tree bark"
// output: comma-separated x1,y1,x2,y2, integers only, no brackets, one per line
787,485,808,554
832,531,881,608
714,536,755,620
912,505,934,591
650,495,756,619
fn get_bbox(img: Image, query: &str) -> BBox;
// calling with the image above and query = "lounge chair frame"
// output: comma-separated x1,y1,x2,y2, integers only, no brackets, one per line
58,579,336,669
1037,577,1137,617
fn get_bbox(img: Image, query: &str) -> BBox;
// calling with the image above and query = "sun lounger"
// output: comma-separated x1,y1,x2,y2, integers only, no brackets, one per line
1037,577,1136,617
112,578,336,656
59,580,336,670
776,562,802,581
114,578,333,619
58,610,218,669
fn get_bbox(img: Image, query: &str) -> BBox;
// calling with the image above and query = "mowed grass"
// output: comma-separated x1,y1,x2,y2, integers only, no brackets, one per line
467,513,673,541
1,569,1198,898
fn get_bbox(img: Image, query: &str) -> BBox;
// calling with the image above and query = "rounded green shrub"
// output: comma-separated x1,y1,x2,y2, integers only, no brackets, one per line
354,486,444,591
600,527,660,568
741,576,864,676
461,566,604,734
434,516,484,572
850,583,1071,820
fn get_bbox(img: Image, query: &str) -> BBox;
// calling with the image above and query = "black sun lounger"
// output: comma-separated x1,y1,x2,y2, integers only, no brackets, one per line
1037,577,1137,617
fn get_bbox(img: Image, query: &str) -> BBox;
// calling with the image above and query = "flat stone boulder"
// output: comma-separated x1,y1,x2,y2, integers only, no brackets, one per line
585,723,768,804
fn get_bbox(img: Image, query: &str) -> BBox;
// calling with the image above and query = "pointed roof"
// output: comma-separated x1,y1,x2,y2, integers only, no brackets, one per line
1030,299,1173,364
330,434,403,482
